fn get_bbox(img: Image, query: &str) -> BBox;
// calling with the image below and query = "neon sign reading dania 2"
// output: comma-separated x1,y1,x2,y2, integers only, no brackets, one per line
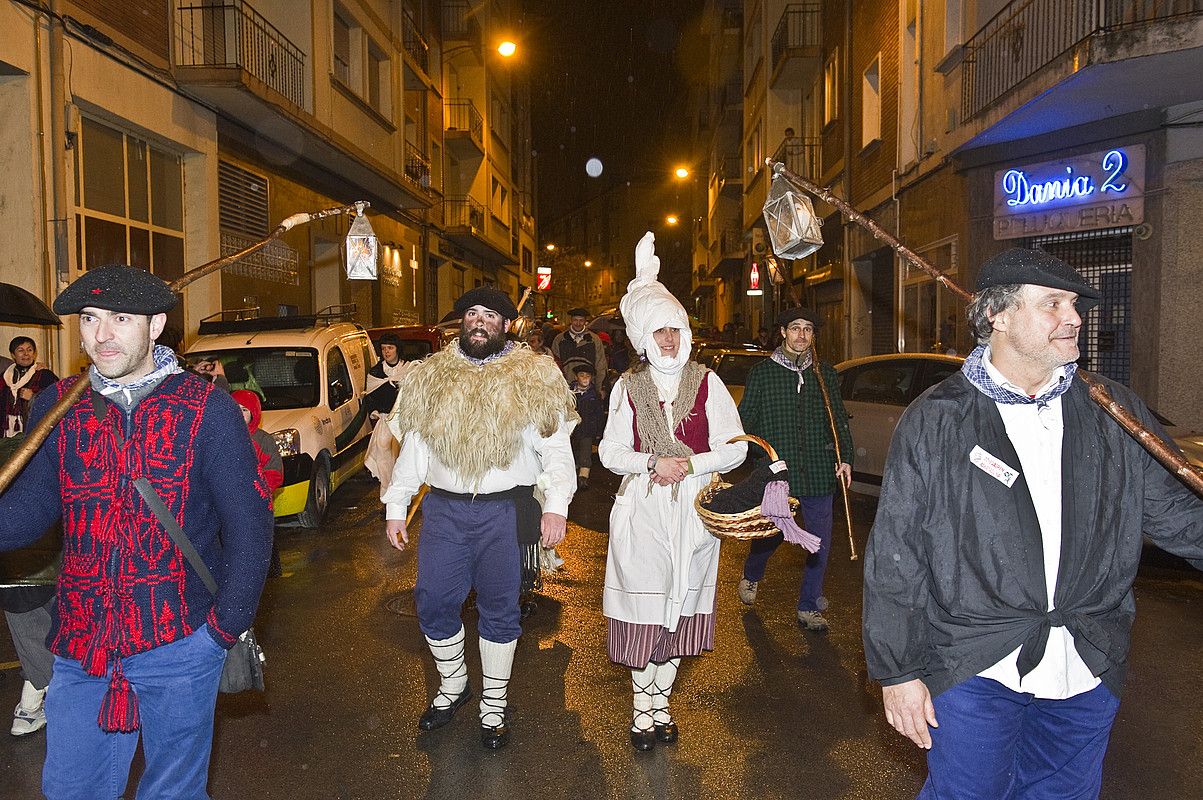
1001,149,1130,208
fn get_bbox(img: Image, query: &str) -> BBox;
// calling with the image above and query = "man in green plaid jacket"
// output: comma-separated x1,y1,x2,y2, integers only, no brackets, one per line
736,307,853,631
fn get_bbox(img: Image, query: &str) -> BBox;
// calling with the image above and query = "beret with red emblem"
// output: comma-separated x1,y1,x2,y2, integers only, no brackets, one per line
53,264,177,315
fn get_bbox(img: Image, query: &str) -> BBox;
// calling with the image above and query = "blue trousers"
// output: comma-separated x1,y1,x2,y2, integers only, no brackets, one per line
919,677,1120,800
415,493,522,643
43,625,228,800
740,494,833,612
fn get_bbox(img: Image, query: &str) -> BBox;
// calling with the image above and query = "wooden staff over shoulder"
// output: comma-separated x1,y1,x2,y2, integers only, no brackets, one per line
0,202,373,496
809,345,857,561
765,159,1203,498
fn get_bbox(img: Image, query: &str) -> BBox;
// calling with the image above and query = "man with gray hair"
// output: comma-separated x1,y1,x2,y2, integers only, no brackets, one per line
862,247,1203,799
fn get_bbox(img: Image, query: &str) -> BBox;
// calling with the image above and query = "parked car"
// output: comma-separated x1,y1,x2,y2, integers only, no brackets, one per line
835,352,1203,496
708,347,771,404
366,325,445,361
187,306,374,528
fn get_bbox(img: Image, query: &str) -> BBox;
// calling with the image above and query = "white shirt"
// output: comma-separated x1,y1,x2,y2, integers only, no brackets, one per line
976,348,1101,699
382,420,577,521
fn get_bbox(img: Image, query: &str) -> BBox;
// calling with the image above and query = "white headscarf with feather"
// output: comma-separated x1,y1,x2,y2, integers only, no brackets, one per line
620,231,692,376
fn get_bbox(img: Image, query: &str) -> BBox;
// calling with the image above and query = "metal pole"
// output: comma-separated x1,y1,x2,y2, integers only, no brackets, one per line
767,159,1203,498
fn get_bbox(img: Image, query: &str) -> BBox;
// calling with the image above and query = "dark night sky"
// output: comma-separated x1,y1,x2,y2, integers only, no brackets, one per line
524,0,707,224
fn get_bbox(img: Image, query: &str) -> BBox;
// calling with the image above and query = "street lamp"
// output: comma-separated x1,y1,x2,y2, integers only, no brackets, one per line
674,166,690,179
583,260,592,268
665,214,679,225
545,242,556,251
497,40,517,57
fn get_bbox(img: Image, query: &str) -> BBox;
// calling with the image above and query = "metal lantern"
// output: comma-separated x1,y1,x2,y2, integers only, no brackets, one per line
345,201,379,280
762,167,824,259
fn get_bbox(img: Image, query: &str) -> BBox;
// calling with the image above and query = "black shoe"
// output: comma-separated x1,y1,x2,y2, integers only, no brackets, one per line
418,689,472,731
629,727,656,752
654,721,678,743
481,722,511,749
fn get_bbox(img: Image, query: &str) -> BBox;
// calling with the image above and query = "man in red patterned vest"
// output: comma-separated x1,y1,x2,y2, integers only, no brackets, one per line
0,264,274,800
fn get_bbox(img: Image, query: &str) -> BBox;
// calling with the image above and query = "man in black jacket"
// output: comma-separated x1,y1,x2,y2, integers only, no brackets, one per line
862,248,1203,800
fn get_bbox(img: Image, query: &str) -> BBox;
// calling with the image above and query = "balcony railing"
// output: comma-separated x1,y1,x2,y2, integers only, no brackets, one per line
445,195,486,230
176,0,306,107
961,0,1203,120
404,143,432,190
442,0,481,42
772,137,821,180
445,100,484,147
403,7,430,73
771,3,821,67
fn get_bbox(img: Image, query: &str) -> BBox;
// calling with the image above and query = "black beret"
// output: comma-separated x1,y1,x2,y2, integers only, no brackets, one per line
777,307,821,330
53,264,177,315
974,248,1101,311
567,307,590,318
452,287,519,320
569,362,595,376
378,333,401,348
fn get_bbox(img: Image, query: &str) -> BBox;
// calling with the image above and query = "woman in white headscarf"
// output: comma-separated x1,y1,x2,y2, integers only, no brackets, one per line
599,232,747,752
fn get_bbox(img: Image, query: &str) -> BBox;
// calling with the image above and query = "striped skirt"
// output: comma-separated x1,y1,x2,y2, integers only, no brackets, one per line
606,612,716,668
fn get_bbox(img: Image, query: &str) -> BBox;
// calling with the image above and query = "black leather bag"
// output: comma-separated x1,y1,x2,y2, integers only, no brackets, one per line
132,475,266,694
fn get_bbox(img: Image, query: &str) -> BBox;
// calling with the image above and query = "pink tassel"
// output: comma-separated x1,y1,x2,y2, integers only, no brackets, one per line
761,481,822,553
98,664,140,733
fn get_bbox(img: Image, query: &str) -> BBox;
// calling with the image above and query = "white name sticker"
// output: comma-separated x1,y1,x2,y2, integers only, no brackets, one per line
969,445,1020,488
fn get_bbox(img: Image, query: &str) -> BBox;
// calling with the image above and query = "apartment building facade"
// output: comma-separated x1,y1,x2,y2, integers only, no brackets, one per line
0,0,535,377
691,0,1203,424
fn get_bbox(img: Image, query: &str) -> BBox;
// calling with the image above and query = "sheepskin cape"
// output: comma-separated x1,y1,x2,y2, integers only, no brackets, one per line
387,341,579,486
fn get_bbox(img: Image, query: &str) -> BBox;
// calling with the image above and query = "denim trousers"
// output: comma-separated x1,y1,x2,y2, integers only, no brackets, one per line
43,625,228,800
740,494,834,612
918,677,1120,800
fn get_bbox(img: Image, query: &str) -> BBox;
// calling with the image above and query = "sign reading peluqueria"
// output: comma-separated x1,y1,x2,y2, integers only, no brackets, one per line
992,145,1145,240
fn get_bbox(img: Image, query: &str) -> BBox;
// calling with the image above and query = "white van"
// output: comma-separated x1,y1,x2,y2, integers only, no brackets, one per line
187,306,375,527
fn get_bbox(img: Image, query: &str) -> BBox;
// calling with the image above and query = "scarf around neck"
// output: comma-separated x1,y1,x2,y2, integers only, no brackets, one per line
961,344,1076,407
91,345,183,409
771,346,814,392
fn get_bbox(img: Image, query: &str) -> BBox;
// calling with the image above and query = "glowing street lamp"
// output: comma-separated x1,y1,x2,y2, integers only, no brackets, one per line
498,40,517,57
665,214,679,225
674,166,690,179
583,260,592,267
545,243,556,251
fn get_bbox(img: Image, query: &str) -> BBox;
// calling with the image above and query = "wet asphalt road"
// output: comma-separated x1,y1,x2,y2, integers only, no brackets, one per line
2,467,1202,799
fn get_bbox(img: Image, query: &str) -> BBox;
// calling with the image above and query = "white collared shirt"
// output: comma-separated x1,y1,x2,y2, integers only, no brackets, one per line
976,348,1101,699
382,421,577,520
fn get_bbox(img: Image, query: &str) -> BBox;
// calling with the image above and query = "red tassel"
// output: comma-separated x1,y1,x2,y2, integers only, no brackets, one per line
98,666,140,733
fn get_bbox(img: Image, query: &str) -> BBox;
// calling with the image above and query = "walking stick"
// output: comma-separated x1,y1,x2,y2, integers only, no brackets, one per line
0,202,375,496
764,160,1203,498
809,346,857,561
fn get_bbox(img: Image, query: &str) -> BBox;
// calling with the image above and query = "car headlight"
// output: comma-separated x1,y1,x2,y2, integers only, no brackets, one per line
272,428,301,458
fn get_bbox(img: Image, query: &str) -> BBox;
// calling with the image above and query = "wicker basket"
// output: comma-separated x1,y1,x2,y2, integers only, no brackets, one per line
694,434,799,540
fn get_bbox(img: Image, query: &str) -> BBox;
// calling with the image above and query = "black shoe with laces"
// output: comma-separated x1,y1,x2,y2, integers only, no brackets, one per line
418,689,472,731
481,721,511,749
654,721,679,743
630,727,656,751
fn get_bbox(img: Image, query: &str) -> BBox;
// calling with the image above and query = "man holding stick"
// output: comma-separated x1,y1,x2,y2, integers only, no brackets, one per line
735,307,852,631
863,248,1203,799
0,264,274,798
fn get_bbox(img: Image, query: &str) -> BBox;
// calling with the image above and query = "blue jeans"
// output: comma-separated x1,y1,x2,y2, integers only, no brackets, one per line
741,494,833,612
416,493,522,643
919,677,1120,800
43,625,228,800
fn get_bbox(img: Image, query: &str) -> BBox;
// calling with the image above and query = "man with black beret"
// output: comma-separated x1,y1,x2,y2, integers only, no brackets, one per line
382,287,578,749
734,306,852,632
863,248,1203,799
551,306,607,385
0,264,274,797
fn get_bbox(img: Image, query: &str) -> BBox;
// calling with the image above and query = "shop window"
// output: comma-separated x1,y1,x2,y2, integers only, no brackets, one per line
899,237,967,356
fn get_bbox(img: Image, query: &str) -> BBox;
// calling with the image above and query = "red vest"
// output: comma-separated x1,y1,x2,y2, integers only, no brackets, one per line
629,376,711,454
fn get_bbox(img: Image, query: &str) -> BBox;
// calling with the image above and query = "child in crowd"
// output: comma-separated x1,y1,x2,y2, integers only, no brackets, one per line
568,362,606,490
232,390,283,575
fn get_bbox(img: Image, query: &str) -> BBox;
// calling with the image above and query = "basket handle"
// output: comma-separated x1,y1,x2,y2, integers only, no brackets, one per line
727,434,779,463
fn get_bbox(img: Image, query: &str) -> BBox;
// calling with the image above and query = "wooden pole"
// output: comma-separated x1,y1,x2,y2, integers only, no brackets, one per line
766,159,1203,498
810,346,857,561
0,202,370,496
